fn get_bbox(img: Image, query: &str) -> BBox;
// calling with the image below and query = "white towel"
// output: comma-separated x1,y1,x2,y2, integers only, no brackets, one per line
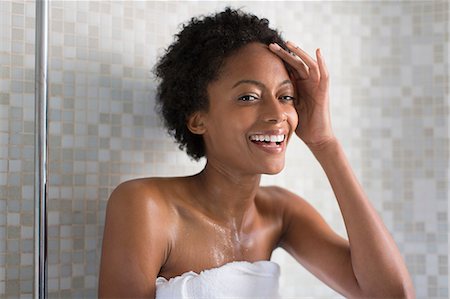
155,260,280,299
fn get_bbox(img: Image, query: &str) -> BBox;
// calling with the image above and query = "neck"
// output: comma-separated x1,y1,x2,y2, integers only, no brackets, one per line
189,160,261,224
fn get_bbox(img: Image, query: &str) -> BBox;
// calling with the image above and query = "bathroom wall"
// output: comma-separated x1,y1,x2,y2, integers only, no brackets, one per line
0,0,448,298
1,0,36,297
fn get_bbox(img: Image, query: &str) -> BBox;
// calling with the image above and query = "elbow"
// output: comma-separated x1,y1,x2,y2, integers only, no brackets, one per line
400,283,416,299
386,286,415,299
351,274,416,299
390,275,416,299
386,287,415,299
359,283,416,299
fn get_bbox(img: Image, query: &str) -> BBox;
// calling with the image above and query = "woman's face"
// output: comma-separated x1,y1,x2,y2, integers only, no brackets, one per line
198,42,298,175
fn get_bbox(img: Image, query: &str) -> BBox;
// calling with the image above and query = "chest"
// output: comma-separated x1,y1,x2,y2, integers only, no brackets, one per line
158,213,281,279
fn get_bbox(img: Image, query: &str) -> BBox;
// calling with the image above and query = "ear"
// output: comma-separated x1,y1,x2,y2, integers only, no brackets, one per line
186,111,207,135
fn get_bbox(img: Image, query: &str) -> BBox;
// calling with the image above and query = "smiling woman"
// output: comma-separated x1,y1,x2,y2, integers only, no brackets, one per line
98,8,415,299
197,42,298,174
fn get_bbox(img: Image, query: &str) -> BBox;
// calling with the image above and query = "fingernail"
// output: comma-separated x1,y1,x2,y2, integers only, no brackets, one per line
287,41,299,48
269,43,281,51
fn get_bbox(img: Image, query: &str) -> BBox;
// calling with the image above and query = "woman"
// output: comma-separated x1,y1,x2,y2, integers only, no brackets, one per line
98,8,414,299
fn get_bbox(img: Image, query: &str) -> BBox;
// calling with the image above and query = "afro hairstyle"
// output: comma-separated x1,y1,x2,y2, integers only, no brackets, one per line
154,7,289,160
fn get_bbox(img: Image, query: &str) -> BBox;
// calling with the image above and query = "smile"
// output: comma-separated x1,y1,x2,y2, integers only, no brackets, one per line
249,134,285,144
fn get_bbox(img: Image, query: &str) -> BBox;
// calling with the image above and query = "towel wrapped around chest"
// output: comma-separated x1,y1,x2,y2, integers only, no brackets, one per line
155,260,280,299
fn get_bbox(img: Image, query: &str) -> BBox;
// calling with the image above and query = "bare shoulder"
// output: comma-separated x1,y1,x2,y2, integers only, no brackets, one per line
105,176,187,222
108,177,172,205
257,185,328,239
98,177,179,298
257,185,312,214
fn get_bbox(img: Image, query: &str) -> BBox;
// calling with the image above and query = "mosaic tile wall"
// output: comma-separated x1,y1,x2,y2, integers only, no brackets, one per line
0,1,448,298
1,0,37,297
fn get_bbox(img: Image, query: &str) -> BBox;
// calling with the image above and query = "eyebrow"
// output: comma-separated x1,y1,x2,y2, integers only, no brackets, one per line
232,79,293,89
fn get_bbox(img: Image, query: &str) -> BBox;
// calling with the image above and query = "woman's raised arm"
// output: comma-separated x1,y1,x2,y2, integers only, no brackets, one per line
271,42,415,298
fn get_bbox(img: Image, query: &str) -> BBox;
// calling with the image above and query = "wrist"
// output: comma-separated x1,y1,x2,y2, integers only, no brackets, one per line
306,136,339,154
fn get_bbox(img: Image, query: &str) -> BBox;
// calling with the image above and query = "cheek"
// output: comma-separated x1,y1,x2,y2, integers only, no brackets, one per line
215,106,256,129
204,109,253,147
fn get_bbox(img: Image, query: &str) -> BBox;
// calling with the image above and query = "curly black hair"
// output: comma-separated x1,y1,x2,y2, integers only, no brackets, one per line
154,8,289,160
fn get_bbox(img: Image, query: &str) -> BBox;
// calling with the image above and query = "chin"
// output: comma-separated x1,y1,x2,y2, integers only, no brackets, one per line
261,160,285,175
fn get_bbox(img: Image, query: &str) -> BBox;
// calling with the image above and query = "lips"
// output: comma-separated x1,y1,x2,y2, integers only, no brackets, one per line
248,131,287,154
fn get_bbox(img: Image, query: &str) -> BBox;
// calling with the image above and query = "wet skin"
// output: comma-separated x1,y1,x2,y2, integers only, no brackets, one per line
98,42,415,299
100,42,299,283
160,43,299,277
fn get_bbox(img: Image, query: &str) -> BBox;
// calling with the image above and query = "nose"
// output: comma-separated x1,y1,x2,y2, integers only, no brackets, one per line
261,96,287,124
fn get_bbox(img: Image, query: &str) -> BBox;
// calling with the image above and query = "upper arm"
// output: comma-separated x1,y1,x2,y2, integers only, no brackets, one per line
277,188,363,298
98,180,170,299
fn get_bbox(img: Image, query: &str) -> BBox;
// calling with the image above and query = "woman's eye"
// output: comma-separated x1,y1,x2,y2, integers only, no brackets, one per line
279,95,295,102
238,95,258,102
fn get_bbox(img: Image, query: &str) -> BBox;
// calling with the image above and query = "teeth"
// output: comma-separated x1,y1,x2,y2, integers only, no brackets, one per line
250,134,285,142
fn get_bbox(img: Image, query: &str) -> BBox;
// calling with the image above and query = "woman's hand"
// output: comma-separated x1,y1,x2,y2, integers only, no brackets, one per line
269,41,335,150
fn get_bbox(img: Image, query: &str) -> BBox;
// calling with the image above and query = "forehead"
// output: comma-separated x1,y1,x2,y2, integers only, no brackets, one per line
217,42,290,82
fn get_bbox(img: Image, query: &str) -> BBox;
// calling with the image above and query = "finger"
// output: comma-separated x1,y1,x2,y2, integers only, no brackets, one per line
287,71,303,107
269,43,309,79
287,63,305,82
285,41,320,82
316,48,329,91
